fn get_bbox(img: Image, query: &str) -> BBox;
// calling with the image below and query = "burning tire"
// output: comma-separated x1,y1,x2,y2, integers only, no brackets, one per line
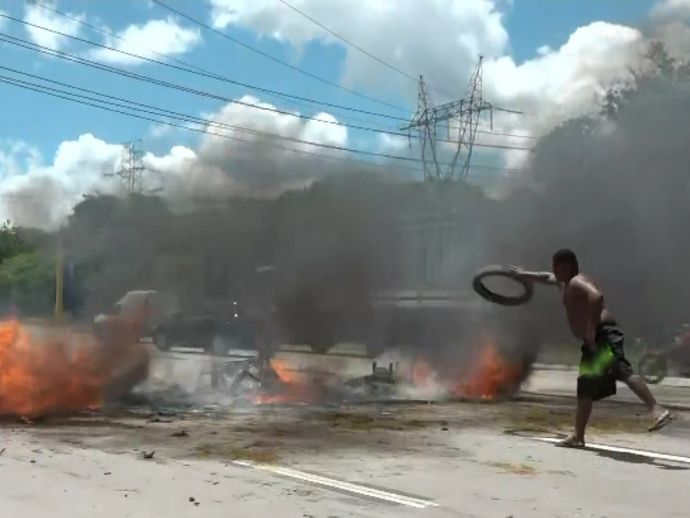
472,266,534,306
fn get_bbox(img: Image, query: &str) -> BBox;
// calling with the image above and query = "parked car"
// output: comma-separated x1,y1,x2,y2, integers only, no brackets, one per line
93,290,162,343
151,307,256,354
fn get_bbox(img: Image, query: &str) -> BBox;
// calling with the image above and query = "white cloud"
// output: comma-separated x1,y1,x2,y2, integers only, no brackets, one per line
0,95,351,226
6,0,689,228
0,134,123,228
208,0,508,98
207,1,656,173
24,2,83,51
484,22,646,148
89,17,201,65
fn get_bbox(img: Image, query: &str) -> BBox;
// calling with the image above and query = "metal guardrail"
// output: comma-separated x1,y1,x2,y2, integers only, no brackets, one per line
370,290,488,310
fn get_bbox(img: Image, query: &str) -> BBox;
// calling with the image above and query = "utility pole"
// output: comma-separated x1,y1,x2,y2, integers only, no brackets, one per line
54,237,64,323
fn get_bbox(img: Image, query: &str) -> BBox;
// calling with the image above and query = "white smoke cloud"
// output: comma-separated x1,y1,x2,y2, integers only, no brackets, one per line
650,0,690,59
0,95,351,227
24,1,84,51
88,16,202,65
0,134,123,229
149,95,351,201
652,0,690,20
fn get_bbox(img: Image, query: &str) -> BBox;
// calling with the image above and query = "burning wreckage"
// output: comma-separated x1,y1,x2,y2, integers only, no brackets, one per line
0,264,536,419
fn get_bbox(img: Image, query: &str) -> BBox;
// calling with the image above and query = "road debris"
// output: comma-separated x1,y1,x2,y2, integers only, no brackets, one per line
142,450,155,460
171,430,189,437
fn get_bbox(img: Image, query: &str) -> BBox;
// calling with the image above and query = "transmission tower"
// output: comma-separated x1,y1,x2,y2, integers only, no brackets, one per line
407,75,440,180
401,56,499,181
112,140,146,193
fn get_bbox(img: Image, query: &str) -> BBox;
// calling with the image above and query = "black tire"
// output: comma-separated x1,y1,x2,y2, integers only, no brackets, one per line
472,266,534,306
638,352,667,385
152,328,171,351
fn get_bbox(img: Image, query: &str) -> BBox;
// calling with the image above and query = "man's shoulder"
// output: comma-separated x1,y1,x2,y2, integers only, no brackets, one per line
565,274,595,293
573,273,597,286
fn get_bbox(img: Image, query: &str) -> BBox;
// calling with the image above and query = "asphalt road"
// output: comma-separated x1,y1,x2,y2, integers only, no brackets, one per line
2,353,689,518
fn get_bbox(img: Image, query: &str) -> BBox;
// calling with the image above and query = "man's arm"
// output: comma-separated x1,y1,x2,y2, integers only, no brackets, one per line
510,266,558,286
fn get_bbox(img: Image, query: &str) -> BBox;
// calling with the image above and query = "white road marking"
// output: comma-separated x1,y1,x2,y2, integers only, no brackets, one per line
531,437,690,464
232,460,440,509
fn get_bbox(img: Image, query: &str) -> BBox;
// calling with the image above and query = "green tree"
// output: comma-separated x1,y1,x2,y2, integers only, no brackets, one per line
0,221,32,264
0,250,54,314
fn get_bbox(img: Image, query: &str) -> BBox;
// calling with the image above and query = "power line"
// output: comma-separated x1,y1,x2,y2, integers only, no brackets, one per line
0,73,415,175
274,0,487,109
151,0,407,113
276,0,418,82
0,65,415,161
0,71,413,163
3,10,536,140
0,68,519,177
24,0,210,74
0,31,534,153
4,8,401,124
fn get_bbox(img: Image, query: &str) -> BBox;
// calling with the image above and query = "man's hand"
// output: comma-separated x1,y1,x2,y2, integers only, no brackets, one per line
508,265,558,286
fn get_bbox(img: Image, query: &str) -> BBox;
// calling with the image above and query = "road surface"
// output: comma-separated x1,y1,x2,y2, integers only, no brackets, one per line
1,358,688,517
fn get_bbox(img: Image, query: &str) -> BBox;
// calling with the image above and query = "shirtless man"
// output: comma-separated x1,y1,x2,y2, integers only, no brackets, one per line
512,248,671,447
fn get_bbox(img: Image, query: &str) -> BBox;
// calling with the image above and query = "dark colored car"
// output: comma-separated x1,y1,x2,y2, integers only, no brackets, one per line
151,309,256,354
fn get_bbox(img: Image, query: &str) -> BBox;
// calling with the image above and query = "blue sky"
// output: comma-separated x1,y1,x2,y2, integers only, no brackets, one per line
3,0,683,228
504,0,652,61
0,0,656,159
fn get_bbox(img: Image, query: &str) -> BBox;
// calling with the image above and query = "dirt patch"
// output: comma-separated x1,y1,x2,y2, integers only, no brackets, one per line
505,405,650,435
12,397,680,468
319,410,431,431
489,462,537,476
196,441,280,464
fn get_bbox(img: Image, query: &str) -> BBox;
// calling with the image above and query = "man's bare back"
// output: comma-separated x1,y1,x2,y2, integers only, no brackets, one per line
561,274,614,341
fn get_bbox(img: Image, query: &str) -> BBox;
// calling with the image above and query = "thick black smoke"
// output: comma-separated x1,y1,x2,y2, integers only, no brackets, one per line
483,47,690,344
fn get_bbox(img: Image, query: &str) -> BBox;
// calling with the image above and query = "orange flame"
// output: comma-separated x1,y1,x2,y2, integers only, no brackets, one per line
453,340,523,399
269,358,302,385
0,318,149,418
407,336,524,400
255,358,326,405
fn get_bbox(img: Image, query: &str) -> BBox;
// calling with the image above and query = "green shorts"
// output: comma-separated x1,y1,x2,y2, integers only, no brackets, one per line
577,323,633,401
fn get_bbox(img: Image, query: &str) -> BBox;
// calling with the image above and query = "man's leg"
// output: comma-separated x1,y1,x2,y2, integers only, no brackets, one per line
560,397,591,447
605,325,672,431
574,397,592,443
623,375,659,411
623,375,671,430
562,371,594,447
